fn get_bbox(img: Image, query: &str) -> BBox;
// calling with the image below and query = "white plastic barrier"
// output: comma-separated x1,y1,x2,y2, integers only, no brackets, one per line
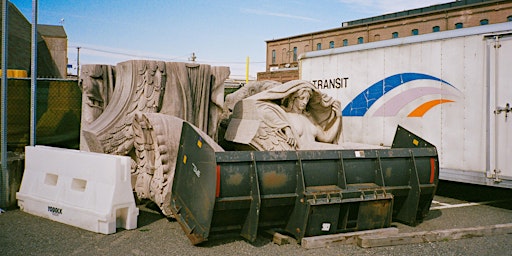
16,146,139,234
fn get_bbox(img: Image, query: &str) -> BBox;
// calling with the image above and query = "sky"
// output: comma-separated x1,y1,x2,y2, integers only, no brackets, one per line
10,0,454,80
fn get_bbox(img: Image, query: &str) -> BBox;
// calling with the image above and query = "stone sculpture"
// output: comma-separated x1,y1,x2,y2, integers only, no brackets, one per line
222,80,281,118
208,66,231,141
79,64,115,150
80,64,115,124
217,80,281,149
80,62,354,216
80,60,229,216
224,80,343,151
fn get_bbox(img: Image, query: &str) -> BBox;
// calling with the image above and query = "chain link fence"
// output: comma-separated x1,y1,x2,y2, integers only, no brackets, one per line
0,78,82,208
2,78,82,152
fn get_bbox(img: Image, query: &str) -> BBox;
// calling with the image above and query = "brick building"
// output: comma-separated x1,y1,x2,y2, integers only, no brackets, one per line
258,0,512,82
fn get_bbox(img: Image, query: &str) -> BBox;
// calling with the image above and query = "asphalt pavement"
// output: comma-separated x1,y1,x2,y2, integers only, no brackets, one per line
1,181,511,256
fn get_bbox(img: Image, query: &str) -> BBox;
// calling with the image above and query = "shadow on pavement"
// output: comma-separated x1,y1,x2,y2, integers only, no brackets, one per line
436,180,512,210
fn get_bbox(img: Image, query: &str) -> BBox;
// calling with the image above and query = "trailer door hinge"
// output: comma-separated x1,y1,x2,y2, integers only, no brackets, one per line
493,35,502,48
492,169,502,183
494,103,510,121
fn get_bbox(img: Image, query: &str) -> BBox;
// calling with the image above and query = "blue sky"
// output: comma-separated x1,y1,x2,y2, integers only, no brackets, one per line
11,0,452,79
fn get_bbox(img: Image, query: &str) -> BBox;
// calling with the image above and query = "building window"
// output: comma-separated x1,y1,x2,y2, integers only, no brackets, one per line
480,19,489,25
342,39,348,46
374,34,380,41
455,22,463,29
432,26,440,32
293,47,297,62
329,41,335,48
392,32,399,38
411,29,419,35
271,50,276,64
357,37,364,44
316,43,322,50
508,15,512,22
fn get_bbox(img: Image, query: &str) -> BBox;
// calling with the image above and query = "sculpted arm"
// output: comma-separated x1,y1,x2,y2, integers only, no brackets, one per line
260,104,297,148
314,100,342,143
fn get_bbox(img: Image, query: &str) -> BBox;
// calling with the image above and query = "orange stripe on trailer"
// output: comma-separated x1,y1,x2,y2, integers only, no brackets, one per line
408,99,454,117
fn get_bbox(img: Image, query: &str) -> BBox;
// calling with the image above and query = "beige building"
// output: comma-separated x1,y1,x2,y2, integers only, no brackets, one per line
38,25,68,78
258,0,512,82
0,2,68,78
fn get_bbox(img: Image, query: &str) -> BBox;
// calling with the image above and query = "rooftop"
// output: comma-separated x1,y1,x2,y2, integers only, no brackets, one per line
266,0,505,42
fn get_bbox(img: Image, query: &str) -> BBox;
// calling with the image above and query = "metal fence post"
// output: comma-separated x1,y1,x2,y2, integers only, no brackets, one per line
1,0,9,208
30,0,38,146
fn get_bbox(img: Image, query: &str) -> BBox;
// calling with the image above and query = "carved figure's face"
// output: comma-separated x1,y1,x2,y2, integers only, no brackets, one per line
292,90,311,112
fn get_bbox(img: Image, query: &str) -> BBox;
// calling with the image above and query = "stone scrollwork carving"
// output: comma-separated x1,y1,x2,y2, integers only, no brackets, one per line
80,60,229,217
80,64,115,125
132,113,184,216
136,61,166,113
80,64,115,150
81,60,167,155
131,113,225,216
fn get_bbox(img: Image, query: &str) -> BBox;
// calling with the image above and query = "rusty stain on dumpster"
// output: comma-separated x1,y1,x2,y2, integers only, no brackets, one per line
226,173,243,186
262,171,288,189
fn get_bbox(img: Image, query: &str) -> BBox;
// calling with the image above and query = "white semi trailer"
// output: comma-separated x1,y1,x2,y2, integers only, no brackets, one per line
299,22,512,188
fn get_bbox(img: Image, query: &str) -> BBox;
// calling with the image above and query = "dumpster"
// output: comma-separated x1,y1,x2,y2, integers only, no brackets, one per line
170,123,438,244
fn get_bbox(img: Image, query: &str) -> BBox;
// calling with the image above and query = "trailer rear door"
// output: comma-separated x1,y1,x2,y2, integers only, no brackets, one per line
488,33,512,183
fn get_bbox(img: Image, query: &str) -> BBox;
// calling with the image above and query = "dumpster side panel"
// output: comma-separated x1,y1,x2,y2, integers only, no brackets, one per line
172,122,439,244
171,123,218,244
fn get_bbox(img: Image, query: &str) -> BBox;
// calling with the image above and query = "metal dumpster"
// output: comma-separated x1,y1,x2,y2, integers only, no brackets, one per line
170,123,438,245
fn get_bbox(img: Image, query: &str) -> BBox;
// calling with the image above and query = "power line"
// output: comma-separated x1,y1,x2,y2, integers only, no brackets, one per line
68,45,182,61
67,45,265,64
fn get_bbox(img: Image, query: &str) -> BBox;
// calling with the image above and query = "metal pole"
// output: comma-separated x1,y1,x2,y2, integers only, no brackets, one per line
76,46,80,78
1,0,9,207
30,0,37,146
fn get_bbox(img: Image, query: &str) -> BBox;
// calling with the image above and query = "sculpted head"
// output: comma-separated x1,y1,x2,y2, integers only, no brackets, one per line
281,87,313,113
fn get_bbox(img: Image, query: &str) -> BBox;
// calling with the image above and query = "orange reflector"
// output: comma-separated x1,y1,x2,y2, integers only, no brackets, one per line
183,155,187,164
216,165,221,198
430,158,436,184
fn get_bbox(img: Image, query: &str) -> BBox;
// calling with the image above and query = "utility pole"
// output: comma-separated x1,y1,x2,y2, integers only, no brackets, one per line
76,46,80,78
189,52,196,62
